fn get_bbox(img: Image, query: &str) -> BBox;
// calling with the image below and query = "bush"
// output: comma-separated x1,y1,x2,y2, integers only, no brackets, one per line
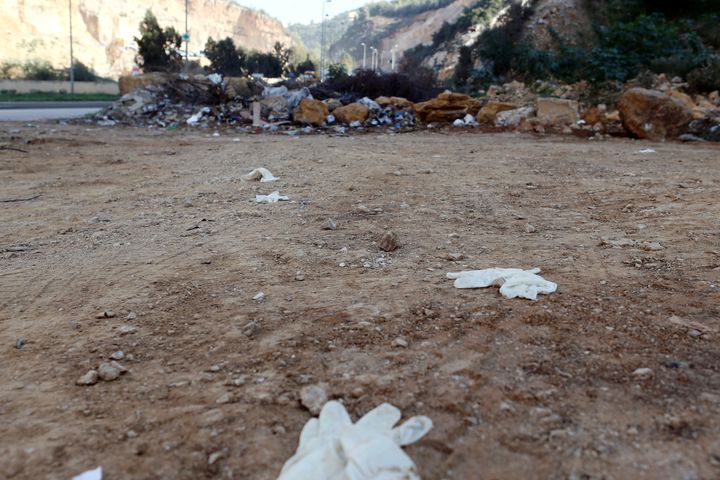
134,10,182,72
322,68,439,102
295,55,316,74
688,56,720,92
205,37,245,76
327,63,348,81
71,61,101,81
246,52,282,77
23,60,63,81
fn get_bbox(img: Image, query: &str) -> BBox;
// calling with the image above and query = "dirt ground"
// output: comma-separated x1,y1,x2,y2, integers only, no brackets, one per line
1,123,719,480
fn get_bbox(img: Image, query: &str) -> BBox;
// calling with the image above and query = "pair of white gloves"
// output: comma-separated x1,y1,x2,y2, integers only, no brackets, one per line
447,268,557,300
279,401,433,480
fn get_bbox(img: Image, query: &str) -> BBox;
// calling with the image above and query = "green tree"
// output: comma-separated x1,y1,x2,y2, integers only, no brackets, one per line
205,37,245,76
454,46,473,86
134,10,182,72
273,42,293,74
296,55,316,73
327,62,348,81
247,51,283,77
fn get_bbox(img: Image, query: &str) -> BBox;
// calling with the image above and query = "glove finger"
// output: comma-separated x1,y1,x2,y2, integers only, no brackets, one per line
318,400,352,436
391,416,433,446
355,403,401,432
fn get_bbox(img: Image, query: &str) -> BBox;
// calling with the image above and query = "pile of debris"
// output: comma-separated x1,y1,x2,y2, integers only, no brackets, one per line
97,73,417,134
97,72,720,141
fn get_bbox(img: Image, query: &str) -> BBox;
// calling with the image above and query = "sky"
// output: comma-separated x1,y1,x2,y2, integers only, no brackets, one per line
233,0,373,25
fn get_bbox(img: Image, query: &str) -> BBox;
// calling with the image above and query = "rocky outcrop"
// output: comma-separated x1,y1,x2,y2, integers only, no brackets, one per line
536,98,579,127
293,99,329,126
376,96,415,110
414,91,482,123
618,88,694,140
1,0,295,79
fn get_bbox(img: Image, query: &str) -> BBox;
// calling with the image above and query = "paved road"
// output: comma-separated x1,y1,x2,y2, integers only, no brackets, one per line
0,101,111,121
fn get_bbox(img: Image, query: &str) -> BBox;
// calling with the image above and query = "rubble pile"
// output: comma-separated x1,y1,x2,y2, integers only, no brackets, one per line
97,72,719,141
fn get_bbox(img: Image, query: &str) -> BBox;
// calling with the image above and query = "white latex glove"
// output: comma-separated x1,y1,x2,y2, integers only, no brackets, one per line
72,467,102,480
279,401,432,480
447,267,557,300
243,167,279,182
256,191,289,203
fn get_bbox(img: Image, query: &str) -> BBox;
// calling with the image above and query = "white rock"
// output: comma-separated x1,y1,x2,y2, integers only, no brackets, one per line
76,370,99,386
632,367,654,379
300,383,328,415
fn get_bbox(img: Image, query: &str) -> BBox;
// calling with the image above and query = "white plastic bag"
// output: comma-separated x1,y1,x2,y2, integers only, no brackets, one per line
242,167,279,182
447,267,557,300
256,191,289,203
279,401,432,480
73,467,102,480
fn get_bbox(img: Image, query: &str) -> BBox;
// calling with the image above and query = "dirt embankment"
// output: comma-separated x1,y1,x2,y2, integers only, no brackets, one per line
1,124,720,479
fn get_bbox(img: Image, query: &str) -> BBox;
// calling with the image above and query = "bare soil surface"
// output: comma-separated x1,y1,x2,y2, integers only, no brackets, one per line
1,124,720,480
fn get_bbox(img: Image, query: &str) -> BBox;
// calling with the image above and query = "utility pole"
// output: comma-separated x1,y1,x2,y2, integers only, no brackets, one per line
320,0,331,81
69,0,75,94
361,42,366,70
184,0,189,62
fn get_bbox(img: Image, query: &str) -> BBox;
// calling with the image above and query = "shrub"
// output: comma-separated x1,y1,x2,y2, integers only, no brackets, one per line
134,10,182,73
322,68,439,102
246,52,282,77
688,56,720,92
327,63,349,81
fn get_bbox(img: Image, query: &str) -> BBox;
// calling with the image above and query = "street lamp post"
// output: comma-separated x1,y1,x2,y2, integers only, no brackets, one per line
361,42,366,70
320,0,331,81
69,0,75,95
184,0,189,62
370,47,377,71
391,44,398,72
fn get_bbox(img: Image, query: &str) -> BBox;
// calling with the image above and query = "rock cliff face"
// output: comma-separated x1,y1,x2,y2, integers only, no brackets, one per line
0,0,294,79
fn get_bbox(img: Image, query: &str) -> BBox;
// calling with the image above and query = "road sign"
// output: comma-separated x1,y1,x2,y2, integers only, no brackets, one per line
182,32,190,42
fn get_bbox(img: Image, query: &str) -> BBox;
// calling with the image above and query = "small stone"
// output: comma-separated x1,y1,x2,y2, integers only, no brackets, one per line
300,383,328,415
96,310,116,319
393,337,408,348
216,393,234,404
525,223,537,233
688,329,703,338
110,351,125,361
253,292,265,302
378,231,399,252
126,430,138,439
356,204,371,213
641,241,664,252
98,362,124,381
663,360,690,369
632,367,654,379
321,218,337,230
15,338,25,349
209,365,221,372
446,253,464,261
76,370,99,386
127,311,137,321
295,272,306,281
242,321,260,337
117,325,138,335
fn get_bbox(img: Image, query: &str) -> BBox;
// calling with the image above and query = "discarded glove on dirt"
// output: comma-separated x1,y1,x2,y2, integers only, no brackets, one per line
242,167,279,182
279,400,432,480
447,268,557,300
255,191,289,203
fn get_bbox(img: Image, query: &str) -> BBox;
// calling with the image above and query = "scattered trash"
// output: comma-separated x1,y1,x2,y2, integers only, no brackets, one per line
187,107,211,126
279,400,432,480
242,167,279,183
72,467,102,480
638,148,656,154
255,191,289,203
207,73,223,85
447,268,557,300
15,338,25,349
254,292,265,301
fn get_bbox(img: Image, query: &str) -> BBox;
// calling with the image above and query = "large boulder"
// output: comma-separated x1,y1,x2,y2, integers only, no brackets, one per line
376,96,414,110
293,99,329,126
618,88,693,140
260,96,290,121
536,98,578,127
324,98,343,112
118,73,168,95
414,91,482,123
333,103,370,124
225,77,254,98
495,107,536,128
476,101,518,124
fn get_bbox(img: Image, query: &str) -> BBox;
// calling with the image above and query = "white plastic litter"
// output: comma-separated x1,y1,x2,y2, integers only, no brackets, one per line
255,191,289,203
447,267,557,300
207,73,223,85
73,467,102,480
463,113,477,125
453,119,465,127
187,107,210,126
279,400,432,480
638,148,656,154
242,167,279,182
